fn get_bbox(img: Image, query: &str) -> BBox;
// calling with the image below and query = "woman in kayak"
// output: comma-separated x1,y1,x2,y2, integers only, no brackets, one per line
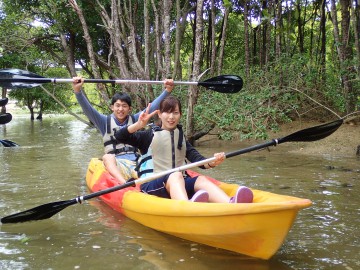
114,95,253,203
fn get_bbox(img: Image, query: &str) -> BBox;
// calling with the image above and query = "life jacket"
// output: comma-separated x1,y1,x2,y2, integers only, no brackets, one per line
137,125,186,178
103,114,138,156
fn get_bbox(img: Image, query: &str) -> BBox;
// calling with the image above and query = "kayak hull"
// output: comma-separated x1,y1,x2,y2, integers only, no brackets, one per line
86,158,312,259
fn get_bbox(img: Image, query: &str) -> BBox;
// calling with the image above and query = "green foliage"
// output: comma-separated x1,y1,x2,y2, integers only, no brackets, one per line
1,0,358,138
192,49,352,141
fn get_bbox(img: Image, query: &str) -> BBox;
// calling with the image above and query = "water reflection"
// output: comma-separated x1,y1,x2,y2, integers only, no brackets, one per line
1,116,359,269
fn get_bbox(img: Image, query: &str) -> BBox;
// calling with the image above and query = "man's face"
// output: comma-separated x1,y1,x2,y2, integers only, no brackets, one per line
111,100,131,123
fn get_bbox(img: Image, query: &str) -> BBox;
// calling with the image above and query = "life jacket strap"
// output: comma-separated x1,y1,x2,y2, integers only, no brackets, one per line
108,146,138,155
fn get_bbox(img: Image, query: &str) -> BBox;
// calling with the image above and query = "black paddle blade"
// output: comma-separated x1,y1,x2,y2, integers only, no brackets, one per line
0,139,19,147
280,119,343,143
199,75,243,94
226,119,343,159
1,199,77,224
0,113,12,125
0,69,46,89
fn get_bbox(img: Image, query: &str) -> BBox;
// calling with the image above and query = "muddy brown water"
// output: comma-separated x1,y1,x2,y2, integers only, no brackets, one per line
1,115,359,269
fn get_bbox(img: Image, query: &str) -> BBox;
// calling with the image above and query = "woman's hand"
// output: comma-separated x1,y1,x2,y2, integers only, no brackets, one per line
128,103,159,133
208,152,226,168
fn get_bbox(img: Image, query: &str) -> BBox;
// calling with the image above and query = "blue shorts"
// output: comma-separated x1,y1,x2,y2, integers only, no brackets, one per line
141,173,198,199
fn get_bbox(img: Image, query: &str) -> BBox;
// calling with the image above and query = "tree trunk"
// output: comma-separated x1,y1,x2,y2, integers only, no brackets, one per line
319,0,326,84
253,26,259,65
209,0,216,76
173,0,191,79
330,0,356,112
36,100,43,120
186,0,204,143
68,0,107,102
352,0,360,78
173,0,183,79
28,106,34,121
296,1,304,53
94,0,152,107
261,0,268,67
244,0,250,78
340,0,356,112
60,33,77,77
285,1,292,55
163,0,173,76
127,2,146,79
151,0,163,80
1,88,6,114
144,0,150,77
217,6,230,74
96,0,130,79
274,0,283,87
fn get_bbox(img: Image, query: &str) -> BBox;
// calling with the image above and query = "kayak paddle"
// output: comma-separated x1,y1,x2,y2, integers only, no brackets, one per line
0,139,19,147
0,113,12,125
0,97,9,107
0,111,18,146
226,118,344,158
0,118,343,224
0,69,243,94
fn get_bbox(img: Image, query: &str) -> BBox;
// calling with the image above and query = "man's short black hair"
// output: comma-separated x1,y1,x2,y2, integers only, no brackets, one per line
111,92,132,106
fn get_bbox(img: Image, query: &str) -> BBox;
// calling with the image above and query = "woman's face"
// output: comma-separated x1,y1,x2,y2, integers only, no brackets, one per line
159,104,181,131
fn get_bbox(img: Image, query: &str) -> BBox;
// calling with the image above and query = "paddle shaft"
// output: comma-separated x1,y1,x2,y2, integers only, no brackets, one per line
226,140,276,158
0,70,243,93
1,77,201,86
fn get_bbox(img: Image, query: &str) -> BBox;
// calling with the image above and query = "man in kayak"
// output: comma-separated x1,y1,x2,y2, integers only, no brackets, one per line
114,95,253,203
72,77,174,185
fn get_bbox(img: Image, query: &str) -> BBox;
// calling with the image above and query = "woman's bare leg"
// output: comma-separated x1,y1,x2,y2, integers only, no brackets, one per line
165,172,189,200
194,176,230,203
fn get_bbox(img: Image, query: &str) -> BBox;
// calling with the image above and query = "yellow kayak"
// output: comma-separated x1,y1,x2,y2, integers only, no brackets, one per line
86,158,312,259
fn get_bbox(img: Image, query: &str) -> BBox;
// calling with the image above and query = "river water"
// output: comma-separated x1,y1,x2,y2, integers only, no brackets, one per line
1,115,359,270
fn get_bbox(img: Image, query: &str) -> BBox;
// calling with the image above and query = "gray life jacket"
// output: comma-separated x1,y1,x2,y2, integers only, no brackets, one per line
103,114,138,156
138,125,186,178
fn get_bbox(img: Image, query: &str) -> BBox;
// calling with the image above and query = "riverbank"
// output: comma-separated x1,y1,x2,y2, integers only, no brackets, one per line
198,119,360,158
